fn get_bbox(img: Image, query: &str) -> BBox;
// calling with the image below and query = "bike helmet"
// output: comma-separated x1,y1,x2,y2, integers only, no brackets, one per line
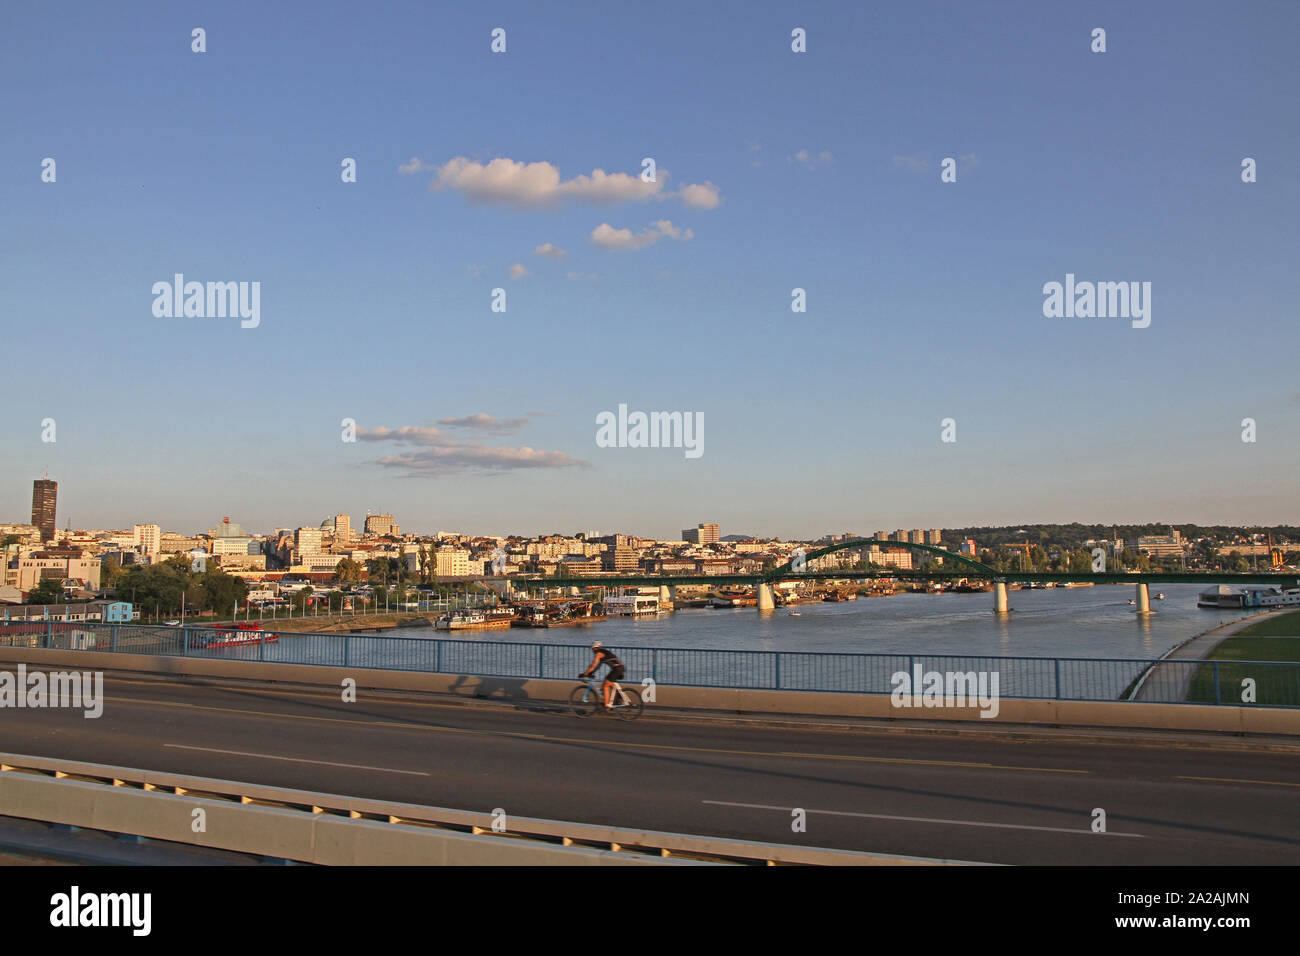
591,640,603,650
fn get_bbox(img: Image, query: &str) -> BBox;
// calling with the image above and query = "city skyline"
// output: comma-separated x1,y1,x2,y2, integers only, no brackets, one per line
6,472,1297,545
4,2,1297,536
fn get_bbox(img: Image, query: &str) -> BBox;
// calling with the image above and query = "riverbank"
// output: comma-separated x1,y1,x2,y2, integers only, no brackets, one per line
205,613,439,633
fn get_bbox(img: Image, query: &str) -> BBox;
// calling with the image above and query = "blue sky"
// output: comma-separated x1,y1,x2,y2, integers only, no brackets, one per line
3,1,1297,539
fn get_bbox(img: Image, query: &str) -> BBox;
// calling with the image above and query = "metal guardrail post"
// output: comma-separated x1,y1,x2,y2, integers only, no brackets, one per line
1214,662,1221,705
774,652,781,690
259,628,265,662
651,648,657,683
436,638,443,674
537,643,544,679
111,626,119,652
1054,659,1061,699
45,621,52,649
182,628,190,657
343,634,350,668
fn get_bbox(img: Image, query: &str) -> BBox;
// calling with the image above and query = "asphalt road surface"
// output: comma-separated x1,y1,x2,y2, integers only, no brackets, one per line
2,671,1297,865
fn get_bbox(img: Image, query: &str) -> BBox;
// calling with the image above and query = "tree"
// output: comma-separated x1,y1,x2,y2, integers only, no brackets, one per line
27,579,66,605
100,556,125,590
333,557,363,585
201,567,248,617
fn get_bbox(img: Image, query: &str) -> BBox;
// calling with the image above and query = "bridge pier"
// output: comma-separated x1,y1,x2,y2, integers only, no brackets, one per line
1135,582,1151,614
756,583,775,611
993,581,1009,614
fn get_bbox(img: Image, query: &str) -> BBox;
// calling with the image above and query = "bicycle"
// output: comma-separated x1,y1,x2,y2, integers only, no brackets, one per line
570,675,643,720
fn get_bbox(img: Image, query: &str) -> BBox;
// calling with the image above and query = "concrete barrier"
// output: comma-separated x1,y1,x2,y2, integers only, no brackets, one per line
0,646,1296,737
0,754,964,865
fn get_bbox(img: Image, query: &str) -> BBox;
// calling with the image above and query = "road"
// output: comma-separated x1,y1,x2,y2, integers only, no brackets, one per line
2,671,1298,864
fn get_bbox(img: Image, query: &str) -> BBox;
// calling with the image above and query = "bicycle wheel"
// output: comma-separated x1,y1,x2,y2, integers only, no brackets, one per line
614,686,643,720
569,684,599,717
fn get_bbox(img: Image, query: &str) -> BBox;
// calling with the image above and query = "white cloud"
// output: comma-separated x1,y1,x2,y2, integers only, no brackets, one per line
431,157,662,207
533,242,567,259
790,149,834,169
677,181,722,209
437,413,531,435
416,156,723,211
589,219,694,251
358,423,589,475
508,263,529,279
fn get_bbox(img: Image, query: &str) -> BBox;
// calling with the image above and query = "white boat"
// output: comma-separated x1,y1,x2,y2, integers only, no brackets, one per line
434,608,513,630
1197,585,1300,609
604,591,660,617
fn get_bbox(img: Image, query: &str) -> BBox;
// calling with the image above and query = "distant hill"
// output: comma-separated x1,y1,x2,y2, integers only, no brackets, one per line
720,534,757,542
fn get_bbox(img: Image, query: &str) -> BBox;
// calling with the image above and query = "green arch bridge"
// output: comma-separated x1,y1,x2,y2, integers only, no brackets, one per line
492,538,1298,613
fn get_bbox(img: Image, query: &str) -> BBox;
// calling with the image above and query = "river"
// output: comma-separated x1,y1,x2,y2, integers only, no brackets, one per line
395,583,1251,660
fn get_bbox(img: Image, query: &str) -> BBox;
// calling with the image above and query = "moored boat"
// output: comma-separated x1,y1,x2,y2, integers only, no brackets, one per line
200,622,279,647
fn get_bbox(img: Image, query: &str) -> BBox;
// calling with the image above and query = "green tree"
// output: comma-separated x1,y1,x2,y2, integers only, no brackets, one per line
201,567,248,617
27,578,66,605
333,557,363,585
100,556,125,590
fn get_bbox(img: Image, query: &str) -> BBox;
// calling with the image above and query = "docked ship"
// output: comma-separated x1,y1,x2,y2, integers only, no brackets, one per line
434,607,516,630
709,591,757,608
199,622,279,647
603,590,661,618
512,600,607,627
1197,585,1300,609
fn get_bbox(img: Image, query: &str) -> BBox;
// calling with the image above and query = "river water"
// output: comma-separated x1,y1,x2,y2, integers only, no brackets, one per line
396,584,1251,661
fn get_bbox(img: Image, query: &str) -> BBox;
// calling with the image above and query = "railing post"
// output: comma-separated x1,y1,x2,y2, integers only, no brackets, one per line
651,648,657,683
1054,658,1061,699
1214,661,1220,705
182,628,190,657
538,643,545,679
344,633,350,668
259,627,266,661
774,651,781,690
111,625,119,652
436,638,443,674
46,620,52,648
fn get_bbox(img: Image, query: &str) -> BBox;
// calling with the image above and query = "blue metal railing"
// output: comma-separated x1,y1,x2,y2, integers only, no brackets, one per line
1,622,1297,707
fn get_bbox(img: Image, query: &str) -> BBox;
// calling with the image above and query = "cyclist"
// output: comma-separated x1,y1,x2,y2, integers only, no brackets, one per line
579,641,625,710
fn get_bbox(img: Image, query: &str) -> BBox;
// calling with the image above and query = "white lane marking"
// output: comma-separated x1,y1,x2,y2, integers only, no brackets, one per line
702,800,1145,837
164,744,430,777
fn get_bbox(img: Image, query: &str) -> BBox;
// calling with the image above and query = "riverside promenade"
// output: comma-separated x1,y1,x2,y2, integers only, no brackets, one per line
1132,610,1277,701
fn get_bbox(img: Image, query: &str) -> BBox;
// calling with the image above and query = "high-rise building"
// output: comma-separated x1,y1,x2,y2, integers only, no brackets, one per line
602,546,640,572
132,524,161,555
334,513,351,544
925,529,942,546
31,479,57,543
295,527,323,553
365,512,395,536
682,522,719,545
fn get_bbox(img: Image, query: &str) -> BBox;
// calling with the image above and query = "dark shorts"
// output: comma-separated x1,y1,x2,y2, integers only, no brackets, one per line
605,665,625,682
